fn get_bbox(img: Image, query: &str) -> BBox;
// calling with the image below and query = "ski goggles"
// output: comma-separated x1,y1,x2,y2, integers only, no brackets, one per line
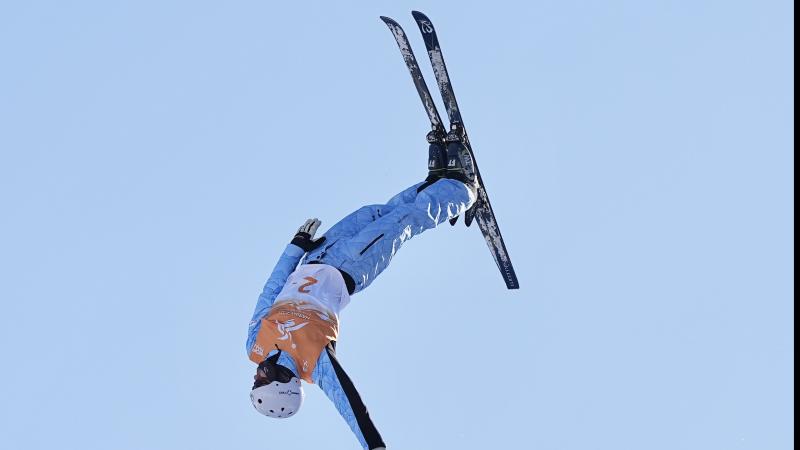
252,351,296,389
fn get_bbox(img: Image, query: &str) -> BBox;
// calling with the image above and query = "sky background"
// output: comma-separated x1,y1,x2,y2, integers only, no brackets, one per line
0,1,793,449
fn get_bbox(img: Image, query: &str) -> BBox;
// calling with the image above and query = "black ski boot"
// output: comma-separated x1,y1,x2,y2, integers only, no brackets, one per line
426,141,447,181
417,130,447,192
444,128,478,192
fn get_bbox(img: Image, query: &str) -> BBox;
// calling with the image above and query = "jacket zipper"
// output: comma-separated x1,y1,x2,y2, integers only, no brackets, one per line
359,234,384,255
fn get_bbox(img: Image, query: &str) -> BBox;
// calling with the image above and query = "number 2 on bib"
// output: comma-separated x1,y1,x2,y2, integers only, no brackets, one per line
298,276,318,294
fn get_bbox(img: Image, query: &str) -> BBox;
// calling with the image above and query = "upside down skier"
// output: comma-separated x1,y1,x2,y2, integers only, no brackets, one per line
245,137,477,450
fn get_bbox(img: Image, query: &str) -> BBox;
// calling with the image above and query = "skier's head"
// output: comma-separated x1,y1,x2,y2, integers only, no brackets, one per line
250,350,304,419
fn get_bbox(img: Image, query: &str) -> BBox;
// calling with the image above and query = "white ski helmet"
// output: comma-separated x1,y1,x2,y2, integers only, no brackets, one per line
250,377,304,419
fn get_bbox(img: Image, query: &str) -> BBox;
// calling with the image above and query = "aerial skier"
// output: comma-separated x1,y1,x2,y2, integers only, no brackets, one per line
245,141,477,450
246,11,519,449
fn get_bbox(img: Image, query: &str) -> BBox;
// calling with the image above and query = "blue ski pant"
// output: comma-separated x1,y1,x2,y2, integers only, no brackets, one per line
304,179,475,294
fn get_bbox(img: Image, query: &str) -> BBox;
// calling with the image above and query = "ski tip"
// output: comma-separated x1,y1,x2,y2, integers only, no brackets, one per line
380,16,405,35
411,10,431,22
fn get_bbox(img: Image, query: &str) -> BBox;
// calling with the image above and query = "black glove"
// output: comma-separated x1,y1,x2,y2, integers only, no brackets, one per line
290,218,326,252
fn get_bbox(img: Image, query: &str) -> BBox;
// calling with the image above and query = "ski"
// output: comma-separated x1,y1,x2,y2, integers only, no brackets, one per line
410,11,520,290
381,13,519,289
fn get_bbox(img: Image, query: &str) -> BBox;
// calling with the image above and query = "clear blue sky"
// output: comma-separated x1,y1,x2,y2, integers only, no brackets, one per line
0,1,793,449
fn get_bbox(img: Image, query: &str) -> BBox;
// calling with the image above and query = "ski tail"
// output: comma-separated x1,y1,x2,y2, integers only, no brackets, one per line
474,189,519,289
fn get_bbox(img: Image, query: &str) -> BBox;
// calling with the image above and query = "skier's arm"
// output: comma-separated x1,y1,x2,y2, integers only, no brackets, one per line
245,243,305,350
246,219,327,354
315,345,386,450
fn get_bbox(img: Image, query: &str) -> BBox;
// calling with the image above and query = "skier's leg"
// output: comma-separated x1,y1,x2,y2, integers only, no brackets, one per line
304,182,424,263
329,178,475,293
384,181,426,207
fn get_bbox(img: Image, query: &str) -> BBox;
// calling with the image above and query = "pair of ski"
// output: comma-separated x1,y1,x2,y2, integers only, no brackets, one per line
381,12,520,290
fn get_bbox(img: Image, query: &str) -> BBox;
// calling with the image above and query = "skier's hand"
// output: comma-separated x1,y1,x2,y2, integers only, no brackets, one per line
290,218,326,252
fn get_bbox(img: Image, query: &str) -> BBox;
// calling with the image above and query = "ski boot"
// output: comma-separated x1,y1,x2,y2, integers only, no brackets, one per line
444,125,480,226
417,130,447,192
444,126,478,193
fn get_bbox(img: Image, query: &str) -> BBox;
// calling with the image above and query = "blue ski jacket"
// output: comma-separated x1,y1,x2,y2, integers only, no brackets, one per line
246,179,474,450
246,244,384,450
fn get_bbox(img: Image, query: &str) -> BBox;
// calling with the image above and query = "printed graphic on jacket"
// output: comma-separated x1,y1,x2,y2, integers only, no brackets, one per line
249,299,339,382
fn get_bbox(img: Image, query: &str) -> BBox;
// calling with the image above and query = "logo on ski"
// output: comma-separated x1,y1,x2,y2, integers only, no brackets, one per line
420,20,433,34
